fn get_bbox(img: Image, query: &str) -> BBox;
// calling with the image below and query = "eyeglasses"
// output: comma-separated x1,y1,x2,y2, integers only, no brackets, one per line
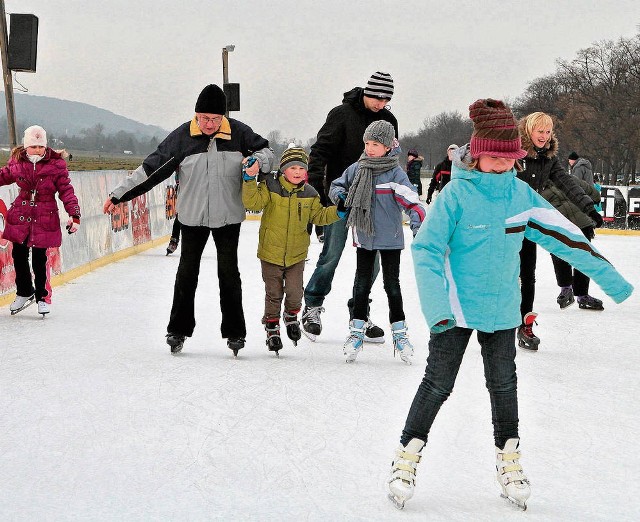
198,115,223,125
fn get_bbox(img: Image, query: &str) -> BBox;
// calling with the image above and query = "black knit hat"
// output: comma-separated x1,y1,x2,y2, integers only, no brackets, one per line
195,84,227,114
568,151,579,160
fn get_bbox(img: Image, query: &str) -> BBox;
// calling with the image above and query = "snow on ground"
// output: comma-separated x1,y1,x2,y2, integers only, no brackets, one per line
1,221,638,521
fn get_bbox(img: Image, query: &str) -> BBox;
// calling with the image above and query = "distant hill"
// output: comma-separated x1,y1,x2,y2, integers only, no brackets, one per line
1,91,168,139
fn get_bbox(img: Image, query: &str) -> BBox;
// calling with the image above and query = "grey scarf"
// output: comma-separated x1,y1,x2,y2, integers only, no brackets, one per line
345,153,398,236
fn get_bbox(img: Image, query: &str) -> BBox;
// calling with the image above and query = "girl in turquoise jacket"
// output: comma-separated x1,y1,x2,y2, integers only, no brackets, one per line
386,99,633,512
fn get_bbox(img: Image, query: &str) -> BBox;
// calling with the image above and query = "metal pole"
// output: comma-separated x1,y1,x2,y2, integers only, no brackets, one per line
222,47,229,117
0,0,17,148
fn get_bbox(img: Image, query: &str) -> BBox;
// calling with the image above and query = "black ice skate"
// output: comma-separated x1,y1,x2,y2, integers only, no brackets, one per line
556,287,575,309
517,312,540,351
265,321,283,356
227,338,245,357
283,311,301,346
301,305,323,341
166,333,186,354
577,295,604,311
9,294,35,315
166,237,179,255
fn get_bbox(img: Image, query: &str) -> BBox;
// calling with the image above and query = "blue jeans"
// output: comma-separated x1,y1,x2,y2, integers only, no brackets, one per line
304,219,379,307
401,327,519,449
167,223,245,339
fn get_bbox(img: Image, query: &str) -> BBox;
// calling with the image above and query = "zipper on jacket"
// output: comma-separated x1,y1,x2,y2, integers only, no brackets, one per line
298,202,301,221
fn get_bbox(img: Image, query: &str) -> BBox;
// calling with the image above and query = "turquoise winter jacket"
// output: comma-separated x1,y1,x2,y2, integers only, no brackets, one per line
412,149,633,334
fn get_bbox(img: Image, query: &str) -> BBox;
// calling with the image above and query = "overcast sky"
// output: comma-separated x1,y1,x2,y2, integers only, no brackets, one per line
7,1,640,144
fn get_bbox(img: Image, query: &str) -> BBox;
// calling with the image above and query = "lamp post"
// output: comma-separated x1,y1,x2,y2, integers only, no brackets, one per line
222,44,235,117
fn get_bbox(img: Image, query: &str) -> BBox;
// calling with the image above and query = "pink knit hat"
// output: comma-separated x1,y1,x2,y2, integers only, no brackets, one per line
23,125,47,147
468,99,526,159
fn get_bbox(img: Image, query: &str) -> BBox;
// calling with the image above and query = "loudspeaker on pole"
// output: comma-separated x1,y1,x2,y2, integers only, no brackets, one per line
8,13,38,72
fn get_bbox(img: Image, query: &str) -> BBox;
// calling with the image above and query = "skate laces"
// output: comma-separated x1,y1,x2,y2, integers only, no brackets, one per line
302,306,324,324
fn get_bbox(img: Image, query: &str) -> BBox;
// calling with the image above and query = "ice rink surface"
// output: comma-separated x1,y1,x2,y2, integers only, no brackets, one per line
1,221,638,521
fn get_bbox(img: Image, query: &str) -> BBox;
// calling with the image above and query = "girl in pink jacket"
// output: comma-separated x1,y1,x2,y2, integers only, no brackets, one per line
0,125,81,315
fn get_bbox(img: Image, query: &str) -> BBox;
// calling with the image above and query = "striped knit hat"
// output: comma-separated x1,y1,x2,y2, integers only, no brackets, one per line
363,71,394,100
280,146,309,172
468,99,527,160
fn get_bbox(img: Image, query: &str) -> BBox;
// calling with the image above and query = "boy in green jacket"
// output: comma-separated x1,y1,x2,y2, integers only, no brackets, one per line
242,146,344,355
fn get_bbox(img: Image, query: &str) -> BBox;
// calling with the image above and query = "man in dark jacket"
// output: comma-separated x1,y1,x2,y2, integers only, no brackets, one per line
303,72,398,342
425,144,457,204
103,84,274,356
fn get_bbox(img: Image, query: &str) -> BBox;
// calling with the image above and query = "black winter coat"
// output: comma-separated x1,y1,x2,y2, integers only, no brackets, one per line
517,120,595,215
307,87,398,204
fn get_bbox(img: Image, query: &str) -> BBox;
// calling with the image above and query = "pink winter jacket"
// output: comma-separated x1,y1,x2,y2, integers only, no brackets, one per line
0,148,81,248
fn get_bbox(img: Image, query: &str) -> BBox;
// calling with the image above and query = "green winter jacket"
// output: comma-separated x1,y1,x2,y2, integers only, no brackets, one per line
242,173,341,267
541,177,601,229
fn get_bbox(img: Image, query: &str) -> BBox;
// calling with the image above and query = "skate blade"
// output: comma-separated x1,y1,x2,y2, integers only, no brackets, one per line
501,493,527,511
364,336,385,344
301,330,317,342
388,493,406,510
10,297,36,315
170,344,184,355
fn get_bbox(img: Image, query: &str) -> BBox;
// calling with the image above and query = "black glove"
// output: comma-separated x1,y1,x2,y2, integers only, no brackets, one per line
588,209,603,228
337,197,348,213
425,196,432,205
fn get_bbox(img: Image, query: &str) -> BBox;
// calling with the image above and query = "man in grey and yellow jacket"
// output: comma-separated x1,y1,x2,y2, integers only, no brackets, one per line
104,84,274,355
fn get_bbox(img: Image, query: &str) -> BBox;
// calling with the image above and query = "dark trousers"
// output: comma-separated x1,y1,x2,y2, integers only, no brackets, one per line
551,225,594,296
261,259,305,322
11,242,48,302
352,248,404,324
167,223,246,339
401,327,519,449
304,218,380,307
519,238,537,323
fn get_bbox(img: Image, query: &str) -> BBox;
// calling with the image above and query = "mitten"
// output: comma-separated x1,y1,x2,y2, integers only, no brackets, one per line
432,318,455,333
588,209,603,228
425,196,432,205
66,216,80,234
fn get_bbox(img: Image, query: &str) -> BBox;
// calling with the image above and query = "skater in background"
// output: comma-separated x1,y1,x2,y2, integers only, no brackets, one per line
0,125,81,316
166,168,181,255
568,151,594,184
516,112,603,350
303,71,399,343
406,149,423,196
386,99,633,511
425,143,457,204
542,177,605,311
103,84,274,355
242,146,343,355
330,120,425,364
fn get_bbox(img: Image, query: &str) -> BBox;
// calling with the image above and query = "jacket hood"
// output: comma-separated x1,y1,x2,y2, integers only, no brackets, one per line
574,157,592,169
451,143,517,185
342,87,365,110
518,117,559,159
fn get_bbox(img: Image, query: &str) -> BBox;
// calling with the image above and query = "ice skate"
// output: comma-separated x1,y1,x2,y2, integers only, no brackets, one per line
517,312,539,351
37,301,50,317
577,295,604,311
227,338,245,357
496,438,530,511
556,287,575,309
348,298,385,343
166,333,186,354
387,438,425,510
301,305,323,341
343,319,365,363
165,236,179,255
265,321,283,356
10,294,35,315
283,311,301,346
391,321,413,364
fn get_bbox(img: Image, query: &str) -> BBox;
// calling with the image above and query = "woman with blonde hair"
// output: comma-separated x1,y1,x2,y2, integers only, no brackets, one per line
515,112,603,350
